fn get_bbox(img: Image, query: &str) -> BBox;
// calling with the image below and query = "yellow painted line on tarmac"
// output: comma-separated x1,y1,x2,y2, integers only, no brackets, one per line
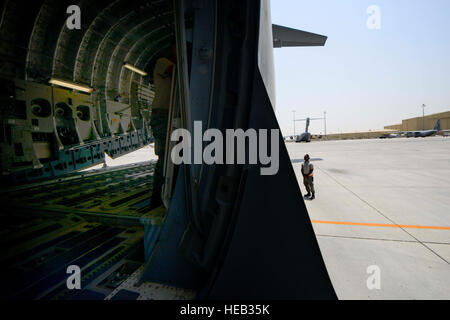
311,220,450,230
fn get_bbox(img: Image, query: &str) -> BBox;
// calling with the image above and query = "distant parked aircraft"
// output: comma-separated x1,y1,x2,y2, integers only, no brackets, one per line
294,117,323,142
405,119,440,138
379,132,402,139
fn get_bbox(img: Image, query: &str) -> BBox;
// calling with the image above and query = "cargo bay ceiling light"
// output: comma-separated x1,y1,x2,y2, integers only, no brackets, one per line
48,78,93,93
123,63,148,76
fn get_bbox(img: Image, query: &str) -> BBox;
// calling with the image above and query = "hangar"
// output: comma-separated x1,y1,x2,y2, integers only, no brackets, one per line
385,110,450,132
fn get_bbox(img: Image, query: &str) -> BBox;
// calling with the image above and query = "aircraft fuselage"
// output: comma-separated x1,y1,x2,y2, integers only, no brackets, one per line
296,132,312,142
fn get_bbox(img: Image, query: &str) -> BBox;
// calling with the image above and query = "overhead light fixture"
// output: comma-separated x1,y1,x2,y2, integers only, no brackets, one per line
123,63,148,76
49,78,93,93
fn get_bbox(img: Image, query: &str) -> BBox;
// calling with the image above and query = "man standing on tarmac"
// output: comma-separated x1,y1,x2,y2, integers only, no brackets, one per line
302,154,315,200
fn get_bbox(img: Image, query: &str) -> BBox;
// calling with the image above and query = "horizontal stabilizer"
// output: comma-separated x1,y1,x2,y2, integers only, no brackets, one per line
272,24,327,48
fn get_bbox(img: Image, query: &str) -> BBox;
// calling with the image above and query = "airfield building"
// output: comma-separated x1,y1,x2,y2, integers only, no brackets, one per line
385,110,450,131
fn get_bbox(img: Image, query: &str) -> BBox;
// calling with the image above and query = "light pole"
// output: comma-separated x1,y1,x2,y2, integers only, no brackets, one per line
323,111,327,139
292,110,296,136
422,104,426,130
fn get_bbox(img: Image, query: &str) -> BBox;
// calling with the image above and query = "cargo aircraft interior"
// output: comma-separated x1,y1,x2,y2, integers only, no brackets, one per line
0,0,336,300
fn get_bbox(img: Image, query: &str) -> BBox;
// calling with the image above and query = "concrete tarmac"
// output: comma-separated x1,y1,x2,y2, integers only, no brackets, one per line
287,136,450,299
83,137,449,299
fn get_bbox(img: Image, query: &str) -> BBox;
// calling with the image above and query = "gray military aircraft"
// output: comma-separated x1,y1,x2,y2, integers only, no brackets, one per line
294,117,323,142
405,119,441,138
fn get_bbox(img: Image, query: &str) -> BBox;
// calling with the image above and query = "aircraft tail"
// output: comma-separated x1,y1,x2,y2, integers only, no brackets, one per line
434,119,441,131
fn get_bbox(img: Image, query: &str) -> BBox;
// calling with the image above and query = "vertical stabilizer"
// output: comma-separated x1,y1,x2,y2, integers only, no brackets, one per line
434,119,441,131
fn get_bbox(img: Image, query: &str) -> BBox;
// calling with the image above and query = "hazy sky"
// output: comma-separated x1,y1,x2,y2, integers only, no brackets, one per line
271,0,450,135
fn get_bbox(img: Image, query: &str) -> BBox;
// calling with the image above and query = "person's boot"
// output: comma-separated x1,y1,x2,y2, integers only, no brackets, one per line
310,193,315,200
304,192,311,197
